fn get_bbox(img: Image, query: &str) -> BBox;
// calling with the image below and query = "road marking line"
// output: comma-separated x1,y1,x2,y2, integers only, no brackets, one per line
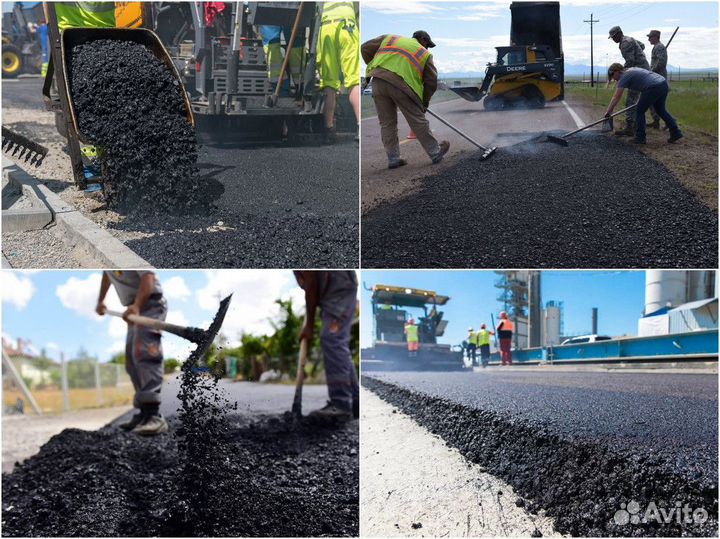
400,138,413,145
562,100,585,128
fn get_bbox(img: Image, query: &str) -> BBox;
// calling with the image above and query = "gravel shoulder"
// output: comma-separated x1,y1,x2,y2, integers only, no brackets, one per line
360,387,559,538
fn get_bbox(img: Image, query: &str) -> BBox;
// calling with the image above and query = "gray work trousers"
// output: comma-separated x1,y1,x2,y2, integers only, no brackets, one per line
125,296,167,409
372,77,440,163
625,89,641,128
320,293,359,411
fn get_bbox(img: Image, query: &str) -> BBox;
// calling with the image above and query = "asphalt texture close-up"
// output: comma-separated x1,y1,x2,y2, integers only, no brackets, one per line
361,132,718,268
363,371,718,537
2,75,358,268
71,40,203,213
1,313,358,537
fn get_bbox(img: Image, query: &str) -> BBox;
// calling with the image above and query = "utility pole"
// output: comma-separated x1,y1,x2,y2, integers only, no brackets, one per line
584,13,600,86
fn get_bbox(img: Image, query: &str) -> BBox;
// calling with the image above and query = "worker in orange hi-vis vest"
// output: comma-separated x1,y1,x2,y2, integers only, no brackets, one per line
496,311,514,366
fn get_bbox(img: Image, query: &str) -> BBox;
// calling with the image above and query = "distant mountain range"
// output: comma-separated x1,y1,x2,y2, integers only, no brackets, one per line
439,65,718,80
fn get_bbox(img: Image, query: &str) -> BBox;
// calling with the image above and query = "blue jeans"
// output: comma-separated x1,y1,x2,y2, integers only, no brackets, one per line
635,81,680,142
320,295,359,411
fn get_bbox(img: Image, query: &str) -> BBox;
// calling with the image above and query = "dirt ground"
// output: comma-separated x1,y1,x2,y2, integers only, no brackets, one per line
570,98,718,211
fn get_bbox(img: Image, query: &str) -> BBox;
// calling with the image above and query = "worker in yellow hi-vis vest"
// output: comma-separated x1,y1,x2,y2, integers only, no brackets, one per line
404,318,419,357
362,30,450,169
477,323,494,368
317,2,360,144
52,2,144,31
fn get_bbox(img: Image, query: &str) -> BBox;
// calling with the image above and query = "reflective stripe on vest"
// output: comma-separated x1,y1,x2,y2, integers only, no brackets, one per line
366,35,430,99
478,330,491,346
405,324,419,342
321,2,356,22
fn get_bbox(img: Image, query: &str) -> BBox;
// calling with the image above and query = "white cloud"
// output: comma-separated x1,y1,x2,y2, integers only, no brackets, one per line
1,272,36,310
56,273,123,320
108,316,128,339
195,270,297,345
457,3,505,21
162,276,191,301
363,1,447,15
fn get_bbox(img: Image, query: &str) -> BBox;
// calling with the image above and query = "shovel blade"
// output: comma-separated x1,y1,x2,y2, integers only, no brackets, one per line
546,135,569,147
601,116,614,132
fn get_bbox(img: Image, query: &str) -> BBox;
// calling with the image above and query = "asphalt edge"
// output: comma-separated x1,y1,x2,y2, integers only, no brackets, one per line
361,375,719,537
3,164,152,269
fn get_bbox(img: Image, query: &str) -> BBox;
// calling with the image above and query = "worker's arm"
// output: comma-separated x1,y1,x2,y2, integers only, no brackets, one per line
123,272,156,321
652,43,667,74
361,35,386,65
422,56,438,109
619,38,635,68
95,272,111,316
294,271,319,342
605,86,625,116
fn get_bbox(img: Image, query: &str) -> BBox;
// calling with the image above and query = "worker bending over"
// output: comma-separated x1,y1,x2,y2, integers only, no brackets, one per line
496,312,513,366
96,271,168,436
362,30,450,168
404,318,419,357
608,25,649,136
477,323,494,368
605,63,682,145
317,2,360,143
295,271,359,422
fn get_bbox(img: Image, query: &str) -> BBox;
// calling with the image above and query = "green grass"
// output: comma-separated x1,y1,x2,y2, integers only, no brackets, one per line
565,80,718,136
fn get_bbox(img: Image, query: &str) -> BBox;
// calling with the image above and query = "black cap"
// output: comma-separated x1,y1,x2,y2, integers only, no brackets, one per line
412,30,436,48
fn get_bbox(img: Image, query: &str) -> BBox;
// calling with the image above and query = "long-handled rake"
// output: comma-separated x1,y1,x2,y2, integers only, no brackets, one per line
426,108,497,160
2,127,48,167
546,105,637,146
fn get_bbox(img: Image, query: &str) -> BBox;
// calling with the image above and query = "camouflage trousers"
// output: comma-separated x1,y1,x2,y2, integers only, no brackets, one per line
625,89,641,128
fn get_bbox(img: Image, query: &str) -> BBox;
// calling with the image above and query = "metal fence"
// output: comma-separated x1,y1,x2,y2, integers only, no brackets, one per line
2,353,134,415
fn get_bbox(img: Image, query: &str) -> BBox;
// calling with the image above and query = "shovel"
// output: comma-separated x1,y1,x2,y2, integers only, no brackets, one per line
546,104,637,146
291,338,308,419
106,295,232,360
426,108,497,160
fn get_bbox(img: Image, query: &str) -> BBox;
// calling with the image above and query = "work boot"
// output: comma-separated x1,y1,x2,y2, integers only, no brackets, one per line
324,126,337,145
431,140,450,164
388,158,407,169
667,131,683,143
614,126,634,137
307,401,352,424
649,119,660,129
133,415,169,436
119,413,143,431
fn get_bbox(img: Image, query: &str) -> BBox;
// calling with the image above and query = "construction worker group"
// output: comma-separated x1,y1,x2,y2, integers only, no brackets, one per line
605,26,681,145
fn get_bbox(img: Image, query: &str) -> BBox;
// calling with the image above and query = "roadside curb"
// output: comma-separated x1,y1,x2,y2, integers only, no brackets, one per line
3,165,153,268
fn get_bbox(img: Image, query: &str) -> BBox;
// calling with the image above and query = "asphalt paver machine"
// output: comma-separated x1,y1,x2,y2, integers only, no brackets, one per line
361,284,466,372
450,1,564,110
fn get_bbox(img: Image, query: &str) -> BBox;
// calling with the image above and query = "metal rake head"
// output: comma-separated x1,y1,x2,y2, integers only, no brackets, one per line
2,127,48,167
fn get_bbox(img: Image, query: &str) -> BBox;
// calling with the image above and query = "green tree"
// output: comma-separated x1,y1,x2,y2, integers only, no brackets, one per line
164,358,181,374
108,352,125,365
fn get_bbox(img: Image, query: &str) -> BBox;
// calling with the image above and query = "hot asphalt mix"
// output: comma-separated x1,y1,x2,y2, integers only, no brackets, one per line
361,132,718,268
363,372,718,537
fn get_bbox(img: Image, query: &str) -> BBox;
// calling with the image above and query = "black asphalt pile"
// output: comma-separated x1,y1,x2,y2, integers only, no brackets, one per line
362,132,718,268
1,415,358,537
363,373,718,537
71,39,205,213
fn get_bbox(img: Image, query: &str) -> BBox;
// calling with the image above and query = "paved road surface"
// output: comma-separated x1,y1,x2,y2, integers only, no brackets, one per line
361,96,589,210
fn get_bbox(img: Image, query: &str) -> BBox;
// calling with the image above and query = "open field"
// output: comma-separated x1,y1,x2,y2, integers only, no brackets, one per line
3,385,134,414
566,80,719,136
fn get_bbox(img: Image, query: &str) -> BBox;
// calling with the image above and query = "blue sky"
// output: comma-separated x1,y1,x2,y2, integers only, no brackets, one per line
2,270,307,363
361,1,719,73
359,270,647,347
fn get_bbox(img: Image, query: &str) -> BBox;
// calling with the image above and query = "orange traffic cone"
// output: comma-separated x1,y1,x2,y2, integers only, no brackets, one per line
406,130,417,140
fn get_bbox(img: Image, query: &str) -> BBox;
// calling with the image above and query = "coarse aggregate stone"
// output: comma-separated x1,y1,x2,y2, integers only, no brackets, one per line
361,132,718,268
363,373,718,537
71,40,205,213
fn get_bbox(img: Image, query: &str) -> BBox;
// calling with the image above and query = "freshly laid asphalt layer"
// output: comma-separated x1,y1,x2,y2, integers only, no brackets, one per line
363,371,718,537
361,132,718,268
3,77,359,268
1,318,358,537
